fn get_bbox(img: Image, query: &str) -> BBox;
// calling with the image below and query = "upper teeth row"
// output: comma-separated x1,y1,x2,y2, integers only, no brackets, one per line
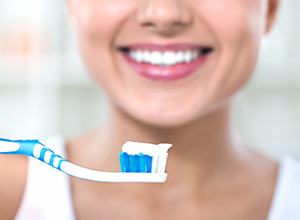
129,50,200,66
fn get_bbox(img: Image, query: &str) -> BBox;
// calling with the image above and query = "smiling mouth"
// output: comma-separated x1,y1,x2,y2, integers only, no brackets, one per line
116,43,214,81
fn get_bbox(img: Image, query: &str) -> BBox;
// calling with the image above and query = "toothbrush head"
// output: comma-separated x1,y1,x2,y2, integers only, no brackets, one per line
119,141,172,174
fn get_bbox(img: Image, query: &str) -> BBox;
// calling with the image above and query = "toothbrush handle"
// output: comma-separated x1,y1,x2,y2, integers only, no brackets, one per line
0,138,67,171
1,138,168,183
0,138,22,153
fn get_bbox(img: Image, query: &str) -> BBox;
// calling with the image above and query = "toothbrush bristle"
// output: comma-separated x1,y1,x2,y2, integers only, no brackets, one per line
119,152,153,173
119,141,172,174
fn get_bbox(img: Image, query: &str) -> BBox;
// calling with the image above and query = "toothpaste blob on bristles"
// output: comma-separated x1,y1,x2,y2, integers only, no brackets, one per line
119,141,172,173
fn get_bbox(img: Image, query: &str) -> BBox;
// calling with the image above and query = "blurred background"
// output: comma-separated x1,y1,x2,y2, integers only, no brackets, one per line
0,0,299,159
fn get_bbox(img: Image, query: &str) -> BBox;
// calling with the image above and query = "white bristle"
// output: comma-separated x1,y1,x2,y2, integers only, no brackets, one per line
152,155,159,173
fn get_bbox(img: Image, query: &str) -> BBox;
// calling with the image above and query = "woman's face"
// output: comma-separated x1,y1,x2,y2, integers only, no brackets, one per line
69,0,278,127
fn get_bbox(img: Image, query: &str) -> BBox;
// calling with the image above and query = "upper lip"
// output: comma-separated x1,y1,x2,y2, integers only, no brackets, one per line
117,43,213,53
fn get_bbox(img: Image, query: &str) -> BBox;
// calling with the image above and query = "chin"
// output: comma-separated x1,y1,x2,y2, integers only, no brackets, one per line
121,103,208,129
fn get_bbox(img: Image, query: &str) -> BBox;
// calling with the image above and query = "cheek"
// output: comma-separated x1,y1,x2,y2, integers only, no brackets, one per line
197,0,265,99
72,1,135,93
200,0,264,46
74,1,135,44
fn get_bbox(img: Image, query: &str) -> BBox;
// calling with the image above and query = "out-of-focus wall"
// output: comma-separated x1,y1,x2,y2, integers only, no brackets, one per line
233,0,300,158
0,0,299,158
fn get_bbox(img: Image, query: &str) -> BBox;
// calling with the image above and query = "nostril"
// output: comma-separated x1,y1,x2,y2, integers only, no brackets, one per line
141,21,155,28
137,2,192,35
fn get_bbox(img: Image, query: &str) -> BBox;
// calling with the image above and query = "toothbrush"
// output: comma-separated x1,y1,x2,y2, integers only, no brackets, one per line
0,138,172,183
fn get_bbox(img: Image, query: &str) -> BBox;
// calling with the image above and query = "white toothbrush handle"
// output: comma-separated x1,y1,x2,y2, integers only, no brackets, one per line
61,161,167,183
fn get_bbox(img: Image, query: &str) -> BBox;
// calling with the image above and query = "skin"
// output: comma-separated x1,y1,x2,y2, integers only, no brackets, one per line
0,0,280,219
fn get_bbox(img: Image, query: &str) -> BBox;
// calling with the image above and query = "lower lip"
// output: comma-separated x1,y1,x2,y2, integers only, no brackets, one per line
121,52,210,81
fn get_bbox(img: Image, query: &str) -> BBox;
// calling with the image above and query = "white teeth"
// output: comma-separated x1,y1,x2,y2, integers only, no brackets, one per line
152,51,163,65
129,51,139,62
129,50,200,66
184,51,193,63
175,52,185,63
163,51,177,65
144,51,152,61
135,51,143,62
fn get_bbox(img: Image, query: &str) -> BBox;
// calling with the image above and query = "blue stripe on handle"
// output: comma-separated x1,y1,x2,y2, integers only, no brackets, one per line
57,159,67,170
39,148,48,160
0,138,17,142
33,146,66,171
15,139,40,156
49,153,57,166
0,138,68,172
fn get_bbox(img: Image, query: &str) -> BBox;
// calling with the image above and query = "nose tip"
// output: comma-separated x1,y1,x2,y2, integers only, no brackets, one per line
137,0,192,34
